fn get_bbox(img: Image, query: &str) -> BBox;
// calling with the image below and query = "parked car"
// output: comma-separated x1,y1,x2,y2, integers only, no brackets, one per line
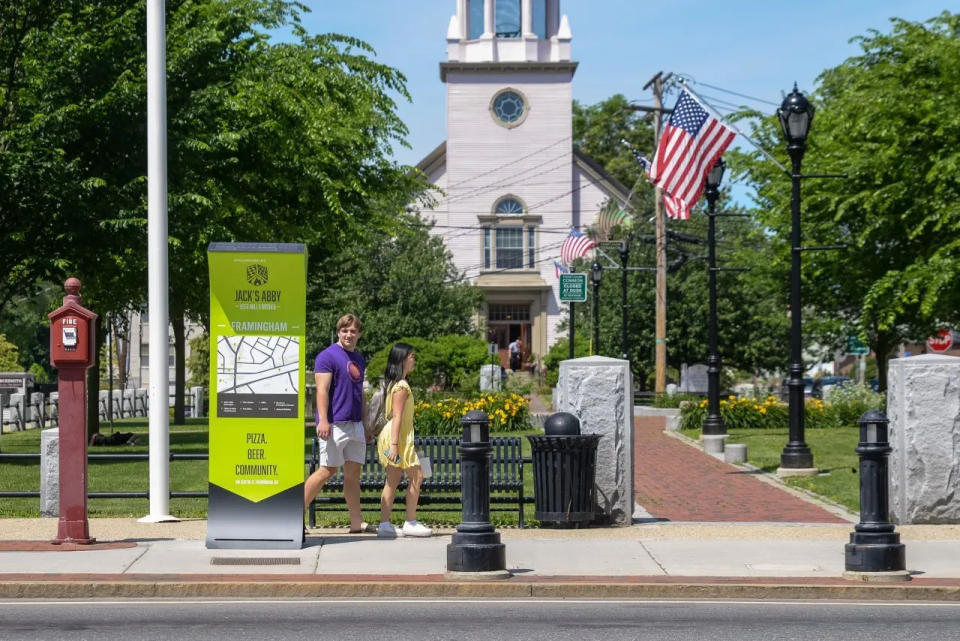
819,375,852,400
779,377,822,401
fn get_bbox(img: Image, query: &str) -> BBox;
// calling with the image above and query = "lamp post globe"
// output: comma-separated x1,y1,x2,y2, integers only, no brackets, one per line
778,84,816,474
702,158,726,437
777,84,815,150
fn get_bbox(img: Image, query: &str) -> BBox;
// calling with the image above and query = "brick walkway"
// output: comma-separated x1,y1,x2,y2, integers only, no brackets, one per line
634,417,848,523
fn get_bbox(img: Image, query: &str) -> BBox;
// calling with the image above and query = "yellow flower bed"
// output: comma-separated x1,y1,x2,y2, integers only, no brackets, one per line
414,392,531,435
682,395,838,430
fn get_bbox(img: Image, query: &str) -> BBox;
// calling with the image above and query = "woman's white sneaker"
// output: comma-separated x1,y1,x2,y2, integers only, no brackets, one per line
377,522,403,538
401,520,432,537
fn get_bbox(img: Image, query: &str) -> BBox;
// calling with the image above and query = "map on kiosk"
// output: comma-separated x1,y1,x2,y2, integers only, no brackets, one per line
216,335,300,419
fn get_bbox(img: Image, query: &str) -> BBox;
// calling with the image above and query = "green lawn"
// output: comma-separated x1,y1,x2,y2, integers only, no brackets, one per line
0,419,541,527
3,420,863,522
681,426,861,513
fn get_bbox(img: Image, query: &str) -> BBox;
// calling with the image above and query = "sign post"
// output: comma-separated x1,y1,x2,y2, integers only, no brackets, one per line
559,273,587,360
206,243,306,549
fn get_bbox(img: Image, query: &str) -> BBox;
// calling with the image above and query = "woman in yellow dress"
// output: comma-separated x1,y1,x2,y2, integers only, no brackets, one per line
376,343,432,537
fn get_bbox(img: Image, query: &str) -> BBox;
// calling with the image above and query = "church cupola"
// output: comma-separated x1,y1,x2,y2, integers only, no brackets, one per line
446,0,571,63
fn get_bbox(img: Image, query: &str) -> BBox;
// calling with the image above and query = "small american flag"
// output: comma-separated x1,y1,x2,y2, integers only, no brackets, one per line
560,229,596,266
554,261,570,279
649,89,735,220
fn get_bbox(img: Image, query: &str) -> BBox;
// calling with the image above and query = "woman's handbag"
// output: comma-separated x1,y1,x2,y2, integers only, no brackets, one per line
417,449,432,479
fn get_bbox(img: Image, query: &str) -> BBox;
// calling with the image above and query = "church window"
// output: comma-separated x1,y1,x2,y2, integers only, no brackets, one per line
496,228,524,269
483,227,491,269
495,198,524,215
527,226,536,268
532,0,547,39
495,0,521,38
467,0,484,39
491,89,528,128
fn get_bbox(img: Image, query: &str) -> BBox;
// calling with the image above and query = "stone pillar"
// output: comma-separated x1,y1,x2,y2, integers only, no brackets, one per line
556,356,633,525
40,428,60,517
479,364,501,392
887,354,960,524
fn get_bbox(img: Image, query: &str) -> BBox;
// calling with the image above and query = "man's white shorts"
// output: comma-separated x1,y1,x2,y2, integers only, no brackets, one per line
317,421,366,467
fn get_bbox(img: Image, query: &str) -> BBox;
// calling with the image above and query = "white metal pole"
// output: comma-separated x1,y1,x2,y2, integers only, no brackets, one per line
141,0,175,522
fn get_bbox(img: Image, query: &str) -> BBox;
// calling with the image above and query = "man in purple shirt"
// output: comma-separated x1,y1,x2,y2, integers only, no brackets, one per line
303,314,369,533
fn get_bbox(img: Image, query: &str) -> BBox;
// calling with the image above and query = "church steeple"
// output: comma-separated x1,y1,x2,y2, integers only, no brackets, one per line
446,0,571,63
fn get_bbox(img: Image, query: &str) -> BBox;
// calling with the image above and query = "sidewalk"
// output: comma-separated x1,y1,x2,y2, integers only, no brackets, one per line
2,414,960,600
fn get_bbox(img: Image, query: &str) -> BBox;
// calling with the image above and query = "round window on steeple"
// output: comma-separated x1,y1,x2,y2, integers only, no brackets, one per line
490,88,529,128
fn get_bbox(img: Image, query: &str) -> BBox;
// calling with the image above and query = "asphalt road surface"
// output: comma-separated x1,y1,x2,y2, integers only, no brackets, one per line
2,598,960,641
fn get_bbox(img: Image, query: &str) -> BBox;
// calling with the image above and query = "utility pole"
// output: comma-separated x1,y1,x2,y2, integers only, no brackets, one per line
643,71,671,394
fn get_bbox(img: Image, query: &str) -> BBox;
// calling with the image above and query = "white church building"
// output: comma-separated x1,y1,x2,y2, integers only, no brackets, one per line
416,0,629,367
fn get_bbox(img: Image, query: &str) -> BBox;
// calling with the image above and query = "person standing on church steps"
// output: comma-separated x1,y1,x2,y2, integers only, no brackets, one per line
509,337,523,372
303,314,371,534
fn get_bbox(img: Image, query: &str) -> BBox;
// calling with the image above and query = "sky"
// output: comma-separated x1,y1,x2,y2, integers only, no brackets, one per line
293,0,948,175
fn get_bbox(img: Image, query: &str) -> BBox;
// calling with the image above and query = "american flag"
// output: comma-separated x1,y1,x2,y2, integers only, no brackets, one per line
554,261,569,279
560,229,596,266
648,89,736,220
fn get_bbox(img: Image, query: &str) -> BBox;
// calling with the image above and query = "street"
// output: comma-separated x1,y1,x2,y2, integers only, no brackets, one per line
1,598,959,641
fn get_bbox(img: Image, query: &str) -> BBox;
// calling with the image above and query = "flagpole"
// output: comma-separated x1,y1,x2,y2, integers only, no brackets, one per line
141,0,175,523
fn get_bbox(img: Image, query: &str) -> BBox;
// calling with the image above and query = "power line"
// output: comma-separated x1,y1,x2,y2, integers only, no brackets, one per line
441,135,573,191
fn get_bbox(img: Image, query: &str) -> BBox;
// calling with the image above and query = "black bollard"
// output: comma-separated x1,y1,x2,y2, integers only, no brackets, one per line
446,410,508,577
844,410,908,580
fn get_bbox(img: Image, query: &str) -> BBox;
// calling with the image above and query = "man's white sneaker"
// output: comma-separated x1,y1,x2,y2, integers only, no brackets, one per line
377,522,403,538
401,520,433,537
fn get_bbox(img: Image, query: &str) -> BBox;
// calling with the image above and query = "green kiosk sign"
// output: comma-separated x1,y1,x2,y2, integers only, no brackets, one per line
206,242,306,549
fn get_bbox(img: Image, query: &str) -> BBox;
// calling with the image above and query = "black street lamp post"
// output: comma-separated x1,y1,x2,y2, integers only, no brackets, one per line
591,261,603,354
778,84,816,472
702,158,726,437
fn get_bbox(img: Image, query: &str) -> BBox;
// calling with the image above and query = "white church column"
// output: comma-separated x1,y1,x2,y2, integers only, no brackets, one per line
457,0,467,39
483,0,494,37
522,0,534,36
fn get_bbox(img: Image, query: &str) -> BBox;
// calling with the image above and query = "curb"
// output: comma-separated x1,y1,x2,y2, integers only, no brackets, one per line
2,577,959,601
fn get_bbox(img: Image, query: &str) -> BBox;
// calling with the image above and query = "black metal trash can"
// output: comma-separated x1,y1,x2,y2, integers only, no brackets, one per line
527,433,602,527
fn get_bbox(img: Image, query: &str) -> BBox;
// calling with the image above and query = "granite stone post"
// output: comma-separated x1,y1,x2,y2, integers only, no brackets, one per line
479,364,501,392
556,356,633,525
40,428,60,517
887,354,960,524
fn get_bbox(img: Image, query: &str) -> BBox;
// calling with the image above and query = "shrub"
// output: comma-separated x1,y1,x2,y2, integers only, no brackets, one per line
543,335,589,387
414,392,531,436
824,383,885,427
652,393,702,408
365,334,488,392
680,389,885,432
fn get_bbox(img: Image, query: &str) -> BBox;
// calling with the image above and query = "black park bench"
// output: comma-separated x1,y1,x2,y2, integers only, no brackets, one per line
307,435,527,528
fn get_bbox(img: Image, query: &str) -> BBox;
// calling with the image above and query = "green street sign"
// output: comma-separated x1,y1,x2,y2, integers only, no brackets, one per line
559,273,587,302
846,336,869,355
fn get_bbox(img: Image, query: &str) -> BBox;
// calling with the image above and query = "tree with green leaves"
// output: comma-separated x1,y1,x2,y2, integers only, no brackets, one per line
732,12,960,390
0,335,23,372
306,216,483,361
2,1,430,426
